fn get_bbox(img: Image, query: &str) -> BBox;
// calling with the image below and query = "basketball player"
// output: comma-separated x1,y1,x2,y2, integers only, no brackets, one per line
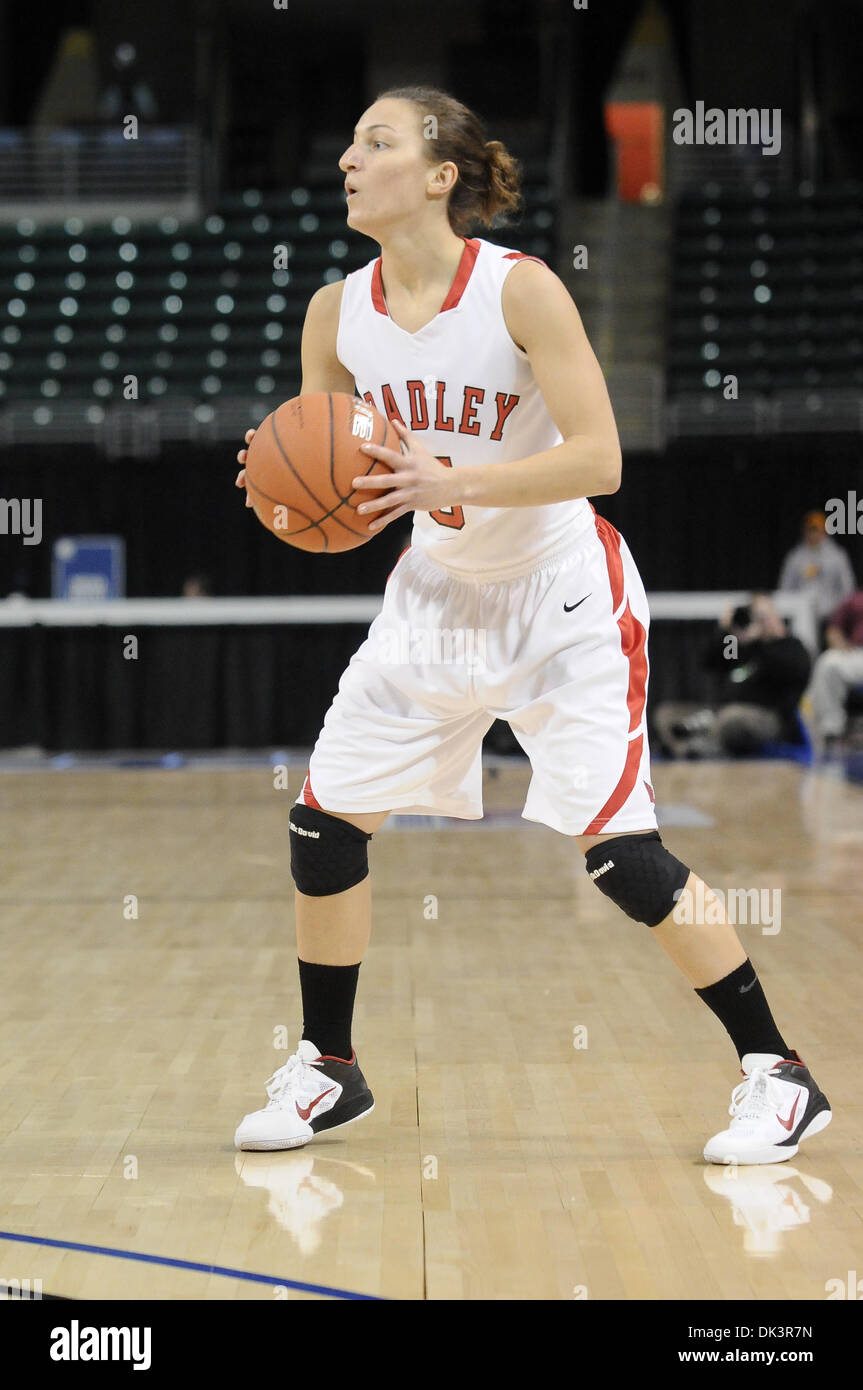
234,87,831,1165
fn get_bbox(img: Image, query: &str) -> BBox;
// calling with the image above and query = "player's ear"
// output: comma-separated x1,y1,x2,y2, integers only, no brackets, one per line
429,160,457,195
442,160,458,192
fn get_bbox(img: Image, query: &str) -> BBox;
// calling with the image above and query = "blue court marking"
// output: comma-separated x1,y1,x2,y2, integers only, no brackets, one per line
0,1229,381,1300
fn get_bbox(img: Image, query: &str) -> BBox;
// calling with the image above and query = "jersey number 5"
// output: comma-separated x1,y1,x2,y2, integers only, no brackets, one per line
429,456,465,530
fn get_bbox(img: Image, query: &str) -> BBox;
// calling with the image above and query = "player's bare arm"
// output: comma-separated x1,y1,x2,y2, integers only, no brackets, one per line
491,258,623,500
352,260,622,527
235,281,354,504
298,280,356,397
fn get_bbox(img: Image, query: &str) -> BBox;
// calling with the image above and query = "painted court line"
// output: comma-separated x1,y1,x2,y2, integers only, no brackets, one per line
0,1229,381,1300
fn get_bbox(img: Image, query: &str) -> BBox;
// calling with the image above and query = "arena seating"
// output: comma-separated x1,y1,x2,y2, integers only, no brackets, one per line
668,180,863,407
0,160,556,416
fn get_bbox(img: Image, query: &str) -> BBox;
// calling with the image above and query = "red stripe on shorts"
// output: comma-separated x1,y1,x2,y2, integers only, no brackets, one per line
594,514,625,611
386,545,411,584
583,517,649,834
618,600,648,734
301,772,322,809
584,733,645,835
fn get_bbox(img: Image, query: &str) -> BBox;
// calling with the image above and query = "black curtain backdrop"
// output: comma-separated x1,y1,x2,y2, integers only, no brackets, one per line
1,438,859,751
1,437,858,599
0,619,744,753
0,622,363,750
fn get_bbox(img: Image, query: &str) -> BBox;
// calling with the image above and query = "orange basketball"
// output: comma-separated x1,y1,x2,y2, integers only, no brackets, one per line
244,392,399,552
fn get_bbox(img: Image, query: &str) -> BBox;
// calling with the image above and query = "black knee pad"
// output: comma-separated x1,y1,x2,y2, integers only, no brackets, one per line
289,803,372,896
584,831,690,927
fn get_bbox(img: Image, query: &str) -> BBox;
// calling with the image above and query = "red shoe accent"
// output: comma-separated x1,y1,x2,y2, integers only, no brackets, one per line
776,1094,801,1131
295,1087,337,1122
738,1051,806,1077
773,1052,805,1069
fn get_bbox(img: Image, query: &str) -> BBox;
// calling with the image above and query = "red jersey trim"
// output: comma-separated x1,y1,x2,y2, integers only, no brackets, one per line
503,251,549,268
440,237,481,310
370,259,387,315
370,237,481,318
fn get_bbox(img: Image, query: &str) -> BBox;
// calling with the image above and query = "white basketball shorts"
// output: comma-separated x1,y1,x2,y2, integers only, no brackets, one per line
298,510,658,838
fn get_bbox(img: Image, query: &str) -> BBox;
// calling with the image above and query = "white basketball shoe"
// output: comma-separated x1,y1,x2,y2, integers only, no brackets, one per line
234,1039,374,1152
703,1050,831,1165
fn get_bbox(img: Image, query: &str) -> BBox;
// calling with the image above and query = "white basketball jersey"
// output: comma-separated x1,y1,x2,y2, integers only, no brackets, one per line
336,236,594,579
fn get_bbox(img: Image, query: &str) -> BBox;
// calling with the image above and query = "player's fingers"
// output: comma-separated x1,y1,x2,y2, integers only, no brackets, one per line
245,428,256,445
236,450,247,465
359,442,398,465
358,492,401,514
351,474,399,489
235,467,247,486
369,505,407,532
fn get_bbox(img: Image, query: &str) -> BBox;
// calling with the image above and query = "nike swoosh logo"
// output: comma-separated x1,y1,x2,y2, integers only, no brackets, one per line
739,977,758,993
777,1093,801,1131
563,594,590,612
295,1086,336,1122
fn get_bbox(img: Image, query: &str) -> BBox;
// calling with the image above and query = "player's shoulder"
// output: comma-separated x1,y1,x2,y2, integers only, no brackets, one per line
495,245,582,353
307,278,347,313
494,244,558,281
478,236,551,269
304,278,348,331
497,245,570,318
306,250,381,318
488,239,561,291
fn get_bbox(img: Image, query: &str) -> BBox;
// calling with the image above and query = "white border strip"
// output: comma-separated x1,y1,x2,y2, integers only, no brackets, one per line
0,592,818,649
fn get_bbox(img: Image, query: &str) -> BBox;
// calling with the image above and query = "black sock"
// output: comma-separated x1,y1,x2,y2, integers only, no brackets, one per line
298,959,360,1061
695,959,790,1062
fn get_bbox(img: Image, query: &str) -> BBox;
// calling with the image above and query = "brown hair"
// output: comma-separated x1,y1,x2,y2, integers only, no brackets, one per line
374,85,523,235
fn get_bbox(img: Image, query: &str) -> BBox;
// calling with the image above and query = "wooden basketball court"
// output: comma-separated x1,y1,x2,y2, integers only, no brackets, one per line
0,758,859,1300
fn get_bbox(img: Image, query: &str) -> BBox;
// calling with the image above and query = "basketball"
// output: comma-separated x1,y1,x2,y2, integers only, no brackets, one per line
244,392,399,552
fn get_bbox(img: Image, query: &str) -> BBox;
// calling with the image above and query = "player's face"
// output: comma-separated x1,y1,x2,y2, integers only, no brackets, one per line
339,100,438,233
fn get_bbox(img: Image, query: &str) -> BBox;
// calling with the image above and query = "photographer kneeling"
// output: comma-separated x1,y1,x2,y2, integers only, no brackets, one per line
656,594,812,758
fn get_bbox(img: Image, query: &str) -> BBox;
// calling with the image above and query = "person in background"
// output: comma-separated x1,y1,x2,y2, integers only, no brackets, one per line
808,590,863,753
778,510,856,646
182,573,211,598
98,43,159,122
656,593,812,758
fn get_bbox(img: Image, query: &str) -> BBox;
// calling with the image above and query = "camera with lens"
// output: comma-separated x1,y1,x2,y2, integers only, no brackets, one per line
730,604,752,629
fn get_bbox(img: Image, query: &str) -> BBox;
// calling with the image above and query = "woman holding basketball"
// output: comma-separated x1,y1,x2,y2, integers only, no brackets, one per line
234,87,830,1165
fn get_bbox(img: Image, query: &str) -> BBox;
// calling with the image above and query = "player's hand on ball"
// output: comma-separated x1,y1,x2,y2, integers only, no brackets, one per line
352,419,463,531
235,428,256,507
